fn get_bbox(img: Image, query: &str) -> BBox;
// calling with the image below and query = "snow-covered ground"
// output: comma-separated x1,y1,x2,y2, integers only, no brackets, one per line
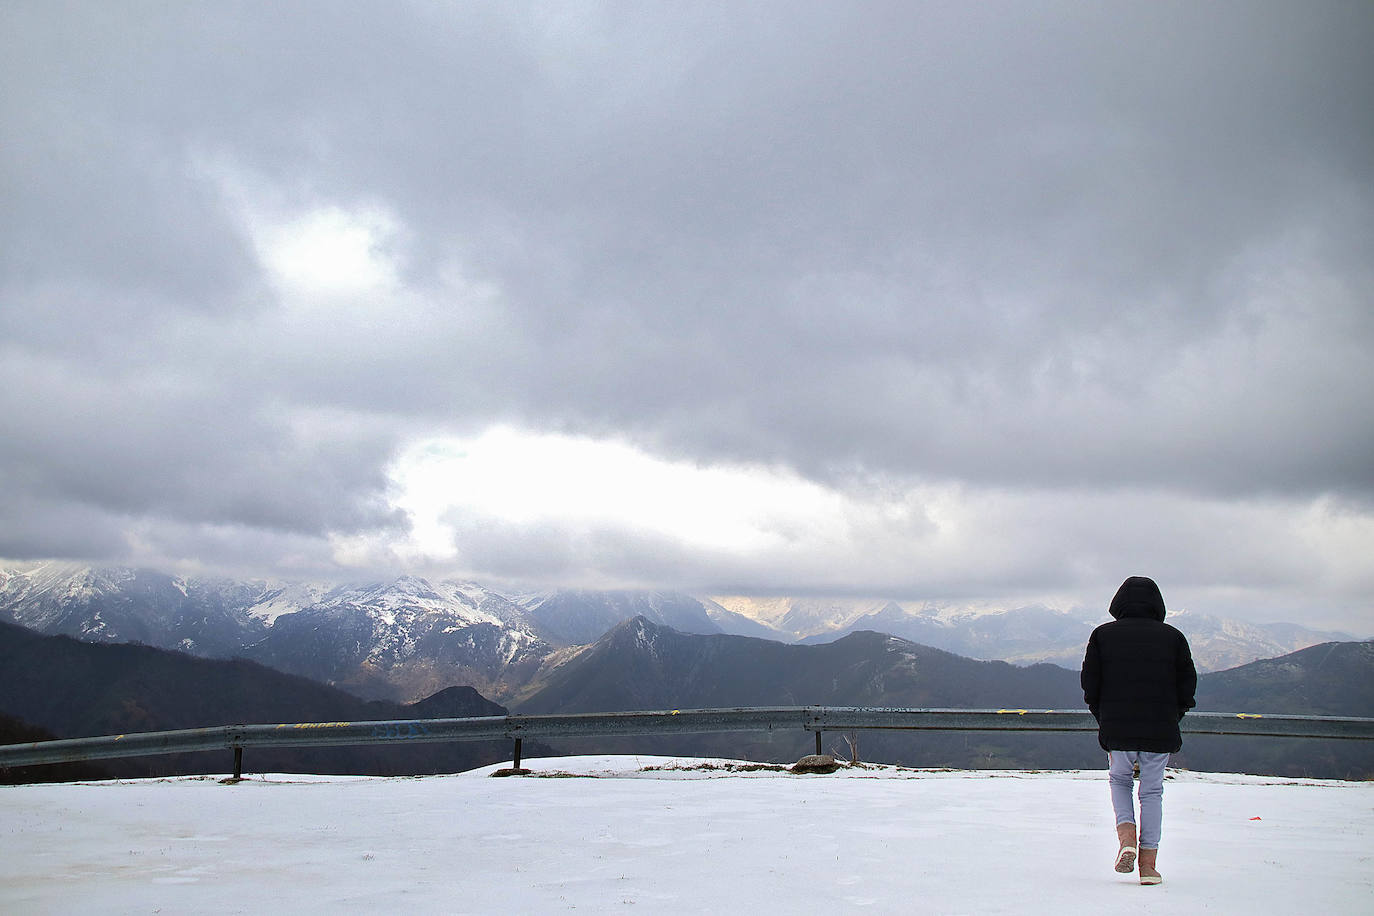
2,757,1370,914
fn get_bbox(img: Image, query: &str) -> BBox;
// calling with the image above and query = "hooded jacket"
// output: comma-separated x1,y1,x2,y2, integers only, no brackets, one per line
1080,576,1198,753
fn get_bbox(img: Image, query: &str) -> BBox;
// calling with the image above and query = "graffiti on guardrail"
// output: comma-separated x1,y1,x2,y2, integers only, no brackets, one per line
370,722,433,740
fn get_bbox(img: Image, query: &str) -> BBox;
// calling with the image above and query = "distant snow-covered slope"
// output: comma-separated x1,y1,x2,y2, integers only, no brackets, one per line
515,589,724,647
0,561,266,656
237,575,553,703
0,564,551,703
1165,609,1354,672
0,565,742,704
699,597,792,641
710,594,1356,673
709,595,887,639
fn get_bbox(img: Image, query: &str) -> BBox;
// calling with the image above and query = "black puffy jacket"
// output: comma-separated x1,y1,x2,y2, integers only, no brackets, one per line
1080,577,1198,753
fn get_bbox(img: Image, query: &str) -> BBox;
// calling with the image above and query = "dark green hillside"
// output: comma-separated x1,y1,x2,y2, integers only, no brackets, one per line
0,620,516,779
1177,641,1374,779
1194,641,1374,715
518,618,1083,713
516,618,1093,769
0,713,109,784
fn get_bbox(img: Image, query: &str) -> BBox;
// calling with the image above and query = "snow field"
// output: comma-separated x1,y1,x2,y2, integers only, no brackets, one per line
2,757,1370,914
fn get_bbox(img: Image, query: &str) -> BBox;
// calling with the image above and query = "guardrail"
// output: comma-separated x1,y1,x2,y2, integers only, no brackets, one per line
3,708,1372,780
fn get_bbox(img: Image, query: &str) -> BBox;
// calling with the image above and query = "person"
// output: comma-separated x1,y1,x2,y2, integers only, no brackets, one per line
1080,576,1197,885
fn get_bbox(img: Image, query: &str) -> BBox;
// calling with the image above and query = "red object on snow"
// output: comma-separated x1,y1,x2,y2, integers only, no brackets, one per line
1250,816,1263,821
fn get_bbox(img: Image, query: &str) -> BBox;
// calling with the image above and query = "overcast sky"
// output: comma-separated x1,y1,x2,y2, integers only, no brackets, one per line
2,1,1371,630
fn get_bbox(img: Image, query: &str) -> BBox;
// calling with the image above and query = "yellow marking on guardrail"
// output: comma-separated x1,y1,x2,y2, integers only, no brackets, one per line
997,709,1029,715
1236,713,1263,719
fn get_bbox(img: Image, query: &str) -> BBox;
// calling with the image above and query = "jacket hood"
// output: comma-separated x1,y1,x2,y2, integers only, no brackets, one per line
1109,576,1166,622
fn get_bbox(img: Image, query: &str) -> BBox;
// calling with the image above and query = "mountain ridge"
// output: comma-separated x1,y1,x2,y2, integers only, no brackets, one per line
0,619,516,778
1,562,1361,707
3,607,1370,779
512,616,1374,778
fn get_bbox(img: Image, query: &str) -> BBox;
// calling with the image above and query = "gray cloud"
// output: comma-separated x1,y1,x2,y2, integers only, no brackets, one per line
2,1,1371,626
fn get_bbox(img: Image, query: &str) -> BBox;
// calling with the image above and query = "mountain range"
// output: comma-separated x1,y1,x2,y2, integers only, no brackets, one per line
713,595,1357,671
3,600,1370,780
0,619,519,781
512,616,1374,778
0,562,1360,707
514,618,1084,713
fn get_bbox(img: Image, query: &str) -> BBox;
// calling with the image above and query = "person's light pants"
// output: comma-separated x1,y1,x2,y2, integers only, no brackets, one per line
1109,750,1169,849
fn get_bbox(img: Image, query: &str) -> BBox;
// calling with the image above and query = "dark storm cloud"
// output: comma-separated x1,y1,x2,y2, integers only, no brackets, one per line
0,348,404,534
1,1,1371,608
